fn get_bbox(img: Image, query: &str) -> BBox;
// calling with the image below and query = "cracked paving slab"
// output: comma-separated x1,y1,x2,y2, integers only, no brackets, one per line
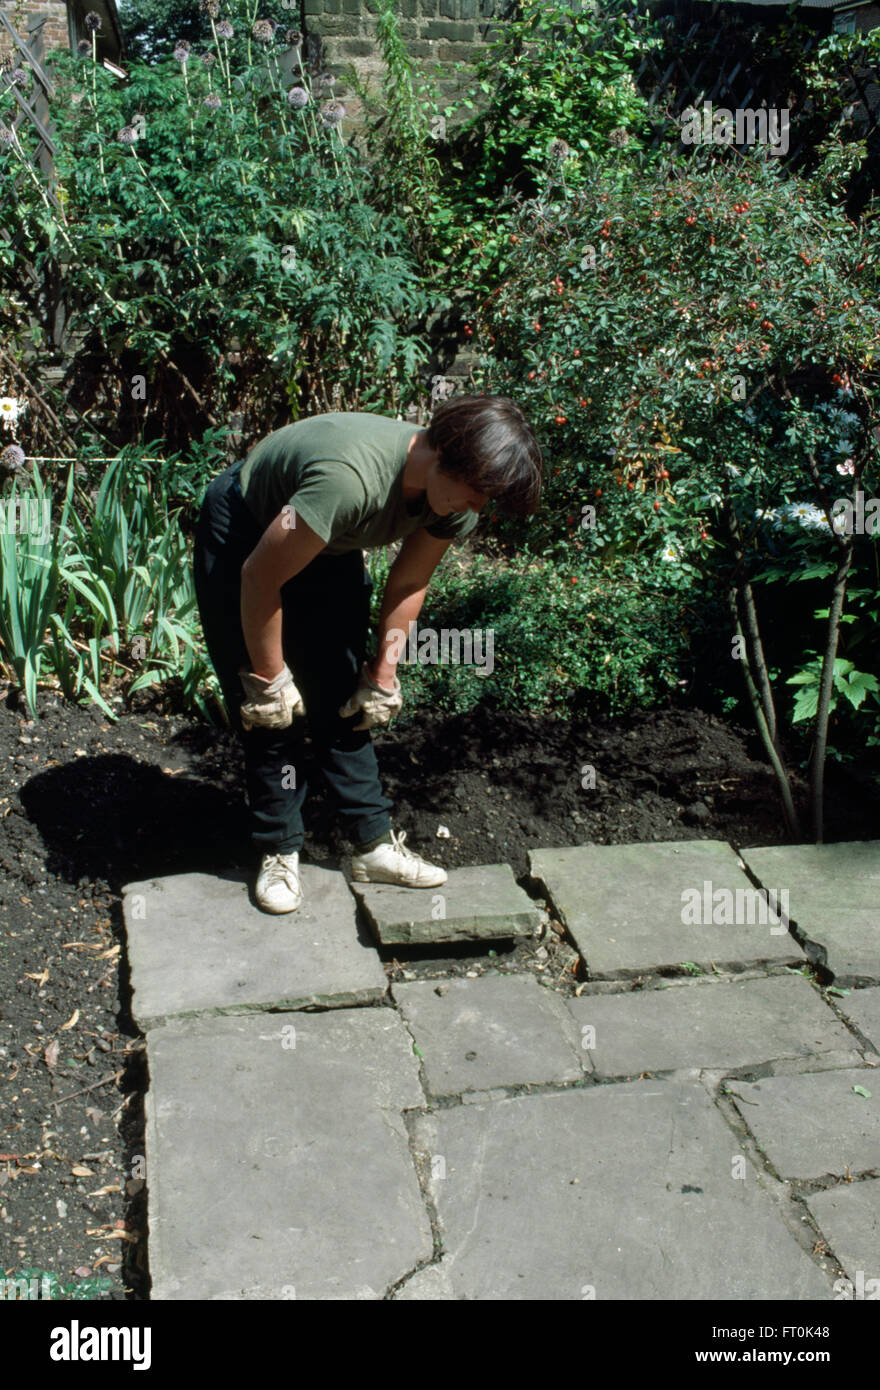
392,974,583,1094
145,1008,431,1298
530,841,805,978
410,1079,832,1299
565,974,862,1077
739,841,880,983
727,1068,879,1179
350,864,543,944
805,1178,880,1289
123,866,386,1027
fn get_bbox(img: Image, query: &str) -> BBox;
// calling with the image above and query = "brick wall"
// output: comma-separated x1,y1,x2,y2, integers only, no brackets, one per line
1,3,70,52
302,0,515,120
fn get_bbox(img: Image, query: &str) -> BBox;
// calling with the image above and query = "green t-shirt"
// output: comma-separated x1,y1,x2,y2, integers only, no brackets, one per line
238,412,479,555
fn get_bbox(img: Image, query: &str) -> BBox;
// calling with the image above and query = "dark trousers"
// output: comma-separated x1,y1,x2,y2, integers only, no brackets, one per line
192,459,393,855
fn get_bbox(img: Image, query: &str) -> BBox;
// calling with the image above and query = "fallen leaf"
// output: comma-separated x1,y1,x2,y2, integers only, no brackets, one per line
853,1085,872,1099
88,1185,122,1196
60,1009,80,1030
24,969,49,985
44,1039,59,1069
71,1164,95,1177
97,945,121,960
62,942,103,951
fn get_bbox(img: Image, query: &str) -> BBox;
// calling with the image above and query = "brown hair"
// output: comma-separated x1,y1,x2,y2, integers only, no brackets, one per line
425,394,543,516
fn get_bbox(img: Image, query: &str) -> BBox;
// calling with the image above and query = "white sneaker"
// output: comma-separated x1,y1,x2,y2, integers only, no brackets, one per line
255,851,303,914
351,829,447,887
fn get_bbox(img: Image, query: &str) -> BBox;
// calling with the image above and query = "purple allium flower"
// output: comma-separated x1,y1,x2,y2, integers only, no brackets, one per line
117,124,139,144
84,12,102,32
0,122,16,146
215,19,233,39
0,444,26,473
9,68,28,87
320,100,345,127
287,85,309,108
200,51,216,67
252,18,276,43
548,138,570,161
608,127,630,148
199,0,220,15
285,29,303,47
76,38,91,55
174,41,191,64
204,92,222,110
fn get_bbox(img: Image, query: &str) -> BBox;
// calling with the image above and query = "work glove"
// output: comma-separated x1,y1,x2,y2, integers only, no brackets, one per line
338,662,403,731
238,662,305,731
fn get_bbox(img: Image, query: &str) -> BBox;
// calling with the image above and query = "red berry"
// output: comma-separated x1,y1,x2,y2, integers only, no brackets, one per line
626,481,635,491
653,501,662,511
555,414,567,424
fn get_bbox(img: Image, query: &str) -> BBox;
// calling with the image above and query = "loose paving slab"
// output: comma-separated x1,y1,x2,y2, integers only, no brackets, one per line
411,1080,832,1299
834,987,880,1054
123,866,385,1027
350,863,543,944
806,1179,880,1289
728,1068,880,1179
740,841,880,982
566,974,860,1077
392,975,582,1094
146,1008,431,1299
530,841,804,978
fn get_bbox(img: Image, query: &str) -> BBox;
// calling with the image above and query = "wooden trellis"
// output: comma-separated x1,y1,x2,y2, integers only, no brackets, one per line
623,0,880,193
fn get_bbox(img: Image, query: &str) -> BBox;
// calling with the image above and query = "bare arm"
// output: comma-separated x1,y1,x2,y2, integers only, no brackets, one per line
370,530,454,688
240,510,327,680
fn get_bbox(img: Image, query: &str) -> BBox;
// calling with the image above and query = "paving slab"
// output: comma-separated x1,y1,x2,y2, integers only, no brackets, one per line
411,1080,832,1299
146,1008,430,1299
566,974,860,1077
392,975,582,1094
740,841,880,982
835,986,880,1053
806,1179,880,1289
122,866,385,1027
529,841,804,978
350,863,543,944
728,1068,880,1179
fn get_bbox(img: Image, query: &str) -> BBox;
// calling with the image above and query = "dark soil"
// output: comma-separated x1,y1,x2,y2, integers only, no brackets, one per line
2,680,879,1300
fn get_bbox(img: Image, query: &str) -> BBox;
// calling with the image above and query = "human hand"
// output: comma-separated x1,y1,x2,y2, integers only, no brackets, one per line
239,663,305,730
338,662,403,731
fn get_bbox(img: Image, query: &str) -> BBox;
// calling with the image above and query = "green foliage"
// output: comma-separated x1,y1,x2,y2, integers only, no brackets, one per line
466,150,880,754
1,30,433,457
0,453,220,722
388,549,694,722
4,1267,112,1299
423,0,659,287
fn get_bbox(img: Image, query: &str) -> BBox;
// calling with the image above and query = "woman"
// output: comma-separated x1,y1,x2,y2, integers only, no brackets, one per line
193,394,542,914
